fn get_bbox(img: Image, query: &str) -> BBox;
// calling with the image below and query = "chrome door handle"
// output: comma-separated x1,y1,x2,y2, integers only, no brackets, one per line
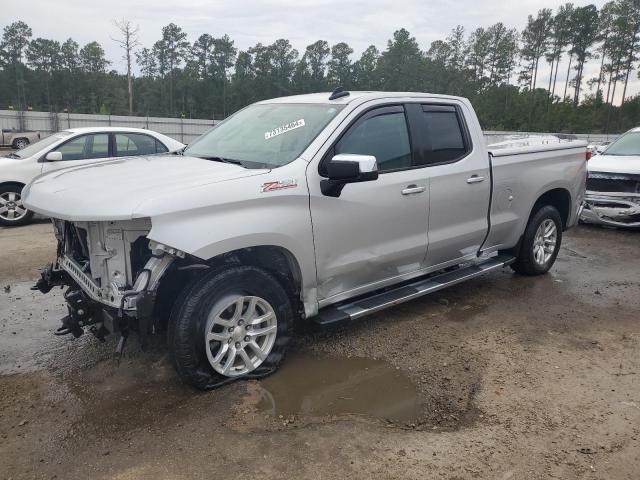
467,175,486,184
401,185,426,195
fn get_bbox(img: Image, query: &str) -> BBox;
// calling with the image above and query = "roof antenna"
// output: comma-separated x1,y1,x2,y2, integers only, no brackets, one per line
329,86,350,100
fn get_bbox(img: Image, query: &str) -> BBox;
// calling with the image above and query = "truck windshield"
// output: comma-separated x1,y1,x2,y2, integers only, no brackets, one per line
184,103,344,168
12,132,72,159
603,132,640,156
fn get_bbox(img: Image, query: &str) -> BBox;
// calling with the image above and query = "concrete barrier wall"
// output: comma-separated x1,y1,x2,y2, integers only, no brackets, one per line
0,110,217,144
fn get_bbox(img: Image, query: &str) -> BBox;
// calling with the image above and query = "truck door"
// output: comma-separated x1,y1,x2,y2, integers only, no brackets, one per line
417,104,491,268
308,104,430,303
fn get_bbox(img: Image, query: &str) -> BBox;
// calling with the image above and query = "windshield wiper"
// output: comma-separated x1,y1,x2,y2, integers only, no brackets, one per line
7,152,20,159
197,155,244,166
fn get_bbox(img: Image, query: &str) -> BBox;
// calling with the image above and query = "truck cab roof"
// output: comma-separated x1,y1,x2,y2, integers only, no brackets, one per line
257,91,469,106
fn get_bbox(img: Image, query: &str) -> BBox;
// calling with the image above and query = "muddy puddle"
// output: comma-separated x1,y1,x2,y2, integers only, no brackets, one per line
253,354,423,423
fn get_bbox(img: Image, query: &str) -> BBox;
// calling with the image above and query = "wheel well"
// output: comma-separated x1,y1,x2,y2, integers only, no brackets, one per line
12,137,28,146
209,245,304,303
531,188,571,229
0,181,26,192
153,245,305,331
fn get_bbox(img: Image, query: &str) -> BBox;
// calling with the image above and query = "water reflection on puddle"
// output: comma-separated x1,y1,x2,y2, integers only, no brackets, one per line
255,354,423,423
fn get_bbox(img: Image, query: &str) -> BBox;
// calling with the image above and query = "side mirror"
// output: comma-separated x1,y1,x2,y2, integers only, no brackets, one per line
45,151,63,161
321,154,379,197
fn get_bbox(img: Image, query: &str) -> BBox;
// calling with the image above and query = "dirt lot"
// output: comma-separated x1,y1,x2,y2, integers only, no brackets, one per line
0,221,639,480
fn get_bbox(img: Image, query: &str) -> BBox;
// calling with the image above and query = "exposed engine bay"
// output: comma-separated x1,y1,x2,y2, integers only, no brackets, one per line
582,172,640,228
33,218,181,345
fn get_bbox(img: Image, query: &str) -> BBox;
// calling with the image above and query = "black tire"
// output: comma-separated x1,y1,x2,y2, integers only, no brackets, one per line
511,205,563,276
169,265,294,390
0,184,34,227
12,138,29,149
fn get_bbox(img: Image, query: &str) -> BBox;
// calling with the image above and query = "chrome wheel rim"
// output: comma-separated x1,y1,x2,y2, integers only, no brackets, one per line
0,191,28,222
533,219,557,266
204,295,277,377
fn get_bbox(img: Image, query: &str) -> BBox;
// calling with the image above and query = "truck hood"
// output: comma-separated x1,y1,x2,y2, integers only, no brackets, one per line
23,154,268,221
588,154,640,175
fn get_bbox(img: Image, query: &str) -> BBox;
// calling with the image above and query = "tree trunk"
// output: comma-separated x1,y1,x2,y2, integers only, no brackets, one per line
574,61,583,105
621,67,631,105
620,31,638,105
596,50,606,97
126,47,133,114
551,54,561,100
563,54,573,101
128,74,133,114
605,68,613,104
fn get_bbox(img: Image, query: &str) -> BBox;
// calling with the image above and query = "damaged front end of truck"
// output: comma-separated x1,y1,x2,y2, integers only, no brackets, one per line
581,172,640,228
33,218,183,351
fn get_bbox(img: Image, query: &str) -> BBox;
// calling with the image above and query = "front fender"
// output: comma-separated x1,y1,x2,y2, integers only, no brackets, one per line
0,157,41,186
145,180,317,315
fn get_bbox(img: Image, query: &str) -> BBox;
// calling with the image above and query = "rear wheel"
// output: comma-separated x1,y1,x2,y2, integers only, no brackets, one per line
13,138,29,149
169,266,293,390
0,184,33,227
511,205,562,276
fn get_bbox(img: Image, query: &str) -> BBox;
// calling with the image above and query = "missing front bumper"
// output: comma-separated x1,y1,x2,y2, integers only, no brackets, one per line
33,264,130,339
34,248,175,341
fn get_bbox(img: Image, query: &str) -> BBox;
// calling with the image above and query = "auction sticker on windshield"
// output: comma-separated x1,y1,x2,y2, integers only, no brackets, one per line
265,119,305,140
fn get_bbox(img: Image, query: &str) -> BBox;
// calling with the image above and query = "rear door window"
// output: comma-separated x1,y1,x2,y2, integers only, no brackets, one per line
420,105,470,164
115,133,163,156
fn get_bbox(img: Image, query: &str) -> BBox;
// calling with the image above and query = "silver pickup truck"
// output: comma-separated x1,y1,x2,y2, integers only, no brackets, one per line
1,128,41,149
24,91,588,389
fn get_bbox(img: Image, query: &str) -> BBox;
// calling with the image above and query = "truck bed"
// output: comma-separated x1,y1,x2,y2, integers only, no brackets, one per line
482,139,588,254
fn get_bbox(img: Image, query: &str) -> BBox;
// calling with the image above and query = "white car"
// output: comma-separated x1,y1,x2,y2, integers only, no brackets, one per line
0,127,184,226
581,127,640,228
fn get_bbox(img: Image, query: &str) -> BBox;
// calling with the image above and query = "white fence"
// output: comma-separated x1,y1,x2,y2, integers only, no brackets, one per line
0,110,217,144
0,109,620,146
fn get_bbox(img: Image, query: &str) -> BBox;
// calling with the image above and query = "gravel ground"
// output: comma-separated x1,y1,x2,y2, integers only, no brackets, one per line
0,221,639,479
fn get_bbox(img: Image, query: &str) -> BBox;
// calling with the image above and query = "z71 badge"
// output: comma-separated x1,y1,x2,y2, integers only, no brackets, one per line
261,179,298,192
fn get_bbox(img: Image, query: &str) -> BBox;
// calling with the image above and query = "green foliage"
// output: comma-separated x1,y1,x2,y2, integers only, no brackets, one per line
1,4,640,134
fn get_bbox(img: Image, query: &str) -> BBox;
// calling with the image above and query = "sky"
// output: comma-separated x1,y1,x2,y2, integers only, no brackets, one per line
3,0,637,102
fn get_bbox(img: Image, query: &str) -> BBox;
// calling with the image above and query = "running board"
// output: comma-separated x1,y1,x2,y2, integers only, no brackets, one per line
314,254,515,326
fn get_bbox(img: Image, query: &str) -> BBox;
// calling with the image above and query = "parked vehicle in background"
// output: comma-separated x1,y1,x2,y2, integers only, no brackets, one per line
0,127,184,226
587,141,612,156
581,127,640,228
0,128,42,149
24,91,587,389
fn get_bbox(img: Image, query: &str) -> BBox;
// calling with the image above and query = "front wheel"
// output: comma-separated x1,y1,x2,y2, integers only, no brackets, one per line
0,184,34,227
169,266,293,390
511,205,562,276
